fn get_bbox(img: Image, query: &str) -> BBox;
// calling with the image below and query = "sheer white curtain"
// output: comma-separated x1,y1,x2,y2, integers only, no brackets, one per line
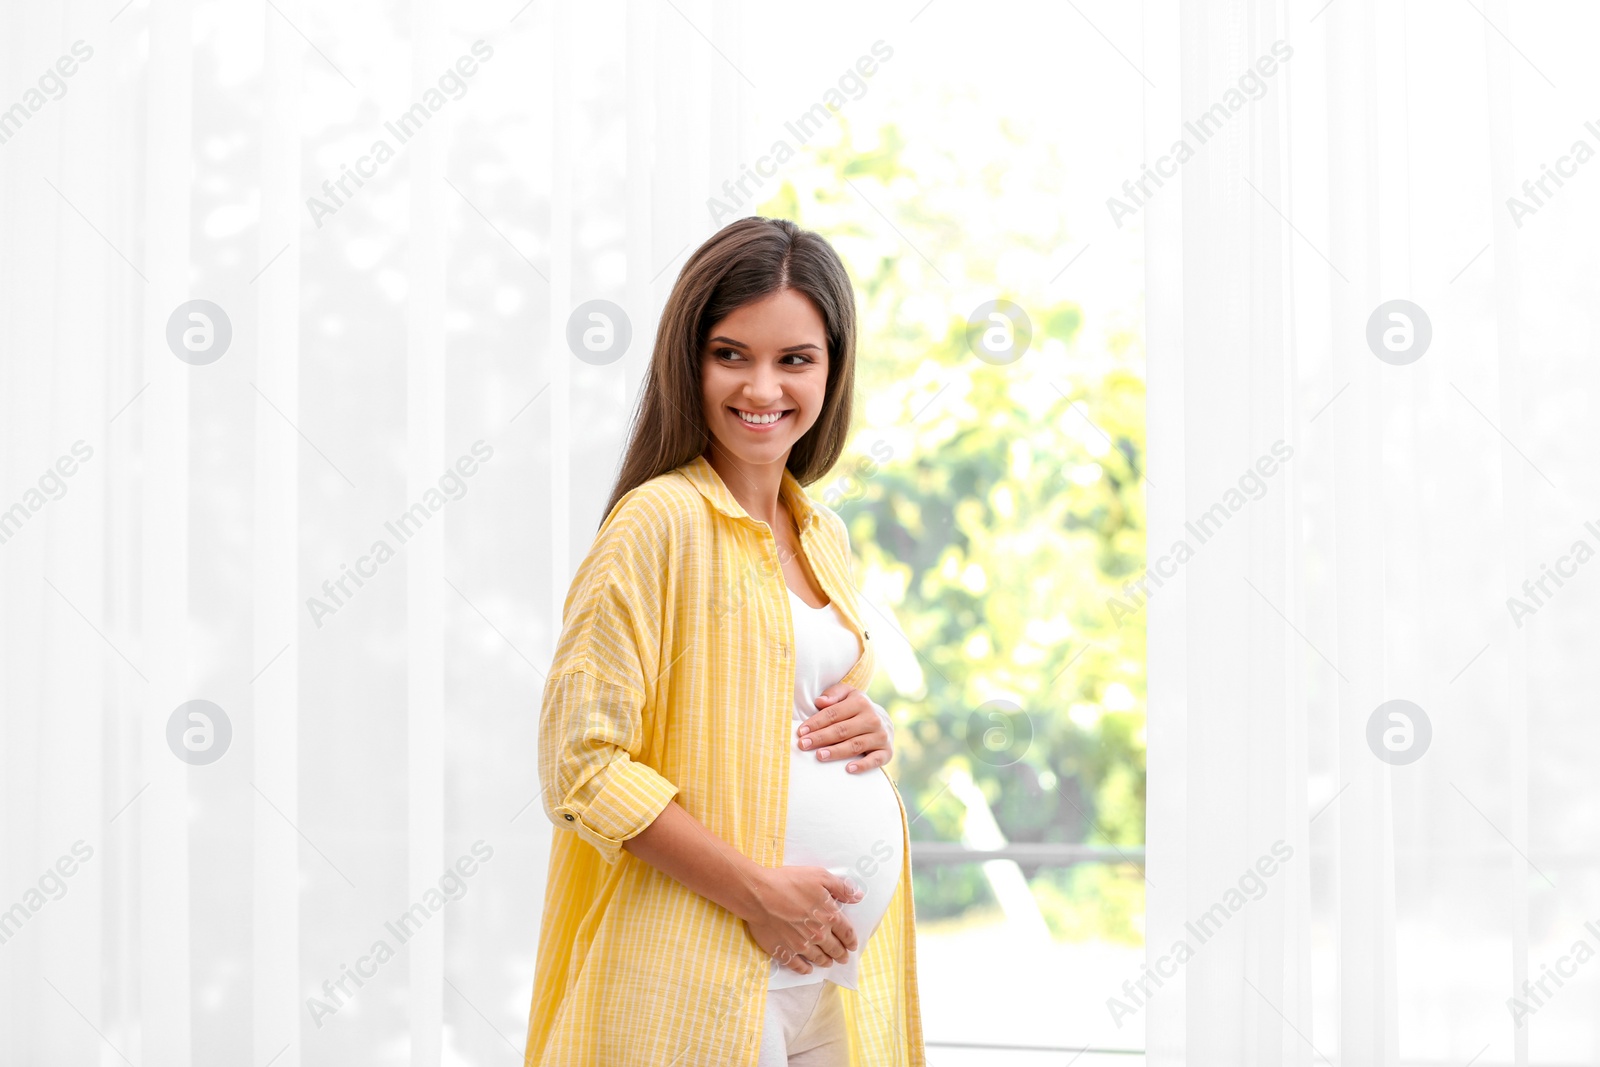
0,1,750,1063
1145,1,1600,1064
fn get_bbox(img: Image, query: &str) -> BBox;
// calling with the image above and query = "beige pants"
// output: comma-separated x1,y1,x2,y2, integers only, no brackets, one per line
757,981,849,1067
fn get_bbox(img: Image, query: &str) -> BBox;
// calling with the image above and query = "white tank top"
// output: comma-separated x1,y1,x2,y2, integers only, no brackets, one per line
767,586,905,991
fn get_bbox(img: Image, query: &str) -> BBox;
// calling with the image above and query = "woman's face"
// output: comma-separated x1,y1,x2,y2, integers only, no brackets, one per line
699,287,829,468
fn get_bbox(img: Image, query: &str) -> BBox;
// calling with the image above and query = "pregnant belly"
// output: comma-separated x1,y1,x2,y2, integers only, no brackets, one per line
771,747,905,990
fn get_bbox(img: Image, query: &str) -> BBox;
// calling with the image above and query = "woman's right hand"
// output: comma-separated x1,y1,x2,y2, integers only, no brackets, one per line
743,866,862,974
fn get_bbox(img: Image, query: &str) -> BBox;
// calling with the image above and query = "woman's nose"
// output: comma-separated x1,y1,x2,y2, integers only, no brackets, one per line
743,367,784,405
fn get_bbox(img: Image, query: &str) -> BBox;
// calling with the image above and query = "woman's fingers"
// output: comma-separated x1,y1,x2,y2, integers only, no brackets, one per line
760,934,810,973
769,934,819,973
807,928,848,964
797,687,867,744
798,946,831,968
796,703,845,743
777,936,832,971
814,728,889,768
800,711,885,753
797,690,895,769
812,894,858,952
805,715,893,771
845,749,887,773
746,866,867,975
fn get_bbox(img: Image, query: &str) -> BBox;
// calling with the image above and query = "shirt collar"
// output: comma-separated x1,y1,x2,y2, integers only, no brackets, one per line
678,452,820,533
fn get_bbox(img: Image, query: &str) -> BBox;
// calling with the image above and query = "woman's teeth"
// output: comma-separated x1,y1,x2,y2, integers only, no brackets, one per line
735,409,789,425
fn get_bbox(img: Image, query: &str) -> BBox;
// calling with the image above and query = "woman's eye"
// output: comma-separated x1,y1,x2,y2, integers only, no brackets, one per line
711,348,813,365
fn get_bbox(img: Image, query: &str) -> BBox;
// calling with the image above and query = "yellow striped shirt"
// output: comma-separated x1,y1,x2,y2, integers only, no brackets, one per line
524,452,925,1066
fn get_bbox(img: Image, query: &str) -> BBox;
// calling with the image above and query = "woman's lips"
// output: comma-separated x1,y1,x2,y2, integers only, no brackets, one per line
730,407,793,432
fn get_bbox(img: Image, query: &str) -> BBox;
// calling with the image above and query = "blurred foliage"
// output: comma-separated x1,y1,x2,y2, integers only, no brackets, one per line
761,118,1147,943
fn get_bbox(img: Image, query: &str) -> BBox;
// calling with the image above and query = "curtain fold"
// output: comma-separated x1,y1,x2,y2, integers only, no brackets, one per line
1147,1,1599,1064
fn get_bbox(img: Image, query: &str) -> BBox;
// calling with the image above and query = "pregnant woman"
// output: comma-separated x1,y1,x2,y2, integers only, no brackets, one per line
523,216,924,1066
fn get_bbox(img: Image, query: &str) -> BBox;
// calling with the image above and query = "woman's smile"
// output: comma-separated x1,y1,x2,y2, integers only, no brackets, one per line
730,406,795,432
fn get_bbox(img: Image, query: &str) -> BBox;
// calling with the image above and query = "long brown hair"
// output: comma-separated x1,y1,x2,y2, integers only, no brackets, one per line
599,216,858,527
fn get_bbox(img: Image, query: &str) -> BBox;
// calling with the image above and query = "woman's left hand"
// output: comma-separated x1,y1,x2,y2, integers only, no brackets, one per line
797,685,893,773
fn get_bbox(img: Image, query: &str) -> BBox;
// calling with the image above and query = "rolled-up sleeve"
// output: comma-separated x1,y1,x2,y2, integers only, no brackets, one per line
537,487,680,865
541,669,680,864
